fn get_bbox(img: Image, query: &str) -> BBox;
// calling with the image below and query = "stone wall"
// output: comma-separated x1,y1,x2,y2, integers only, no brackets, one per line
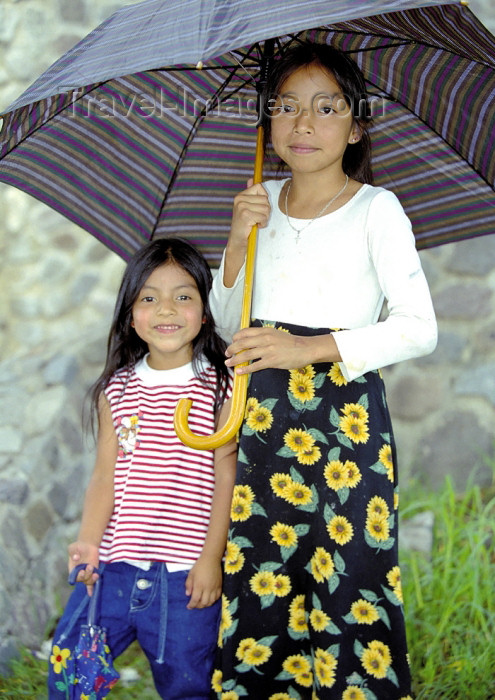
384,236,495,489
0,0,135,674
1,0,494,674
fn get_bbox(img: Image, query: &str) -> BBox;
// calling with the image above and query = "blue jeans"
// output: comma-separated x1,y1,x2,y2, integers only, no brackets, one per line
48,561,220,699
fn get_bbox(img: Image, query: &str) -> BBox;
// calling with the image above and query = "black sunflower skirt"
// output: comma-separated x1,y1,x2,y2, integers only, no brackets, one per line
212,321,413,700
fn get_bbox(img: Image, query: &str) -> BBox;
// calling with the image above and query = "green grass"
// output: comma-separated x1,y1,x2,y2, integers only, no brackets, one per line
401,471,495,699
0,641,158,699
1,469,494,698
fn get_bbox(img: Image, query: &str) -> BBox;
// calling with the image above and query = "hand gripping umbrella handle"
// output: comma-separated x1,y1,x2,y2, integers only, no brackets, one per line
173,127,264,450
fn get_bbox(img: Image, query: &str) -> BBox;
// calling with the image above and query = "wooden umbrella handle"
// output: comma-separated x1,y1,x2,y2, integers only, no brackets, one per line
173,126,264,450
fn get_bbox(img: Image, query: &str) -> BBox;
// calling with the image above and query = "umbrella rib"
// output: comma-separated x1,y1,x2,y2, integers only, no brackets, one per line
348,38,494,65
1,83,101,155
364,75,493,190
287,26,495,68
150,68,242,240
292,30,435,57
156,65,242,72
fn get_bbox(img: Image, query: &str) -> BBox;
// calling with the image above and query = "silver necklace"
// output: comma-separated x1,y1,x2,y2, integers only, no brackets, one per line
285,174,349,241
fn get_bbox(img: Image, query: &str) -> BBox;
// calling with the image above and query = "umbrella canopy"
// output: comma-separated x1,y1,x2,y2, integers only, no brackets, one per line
1,0,494,266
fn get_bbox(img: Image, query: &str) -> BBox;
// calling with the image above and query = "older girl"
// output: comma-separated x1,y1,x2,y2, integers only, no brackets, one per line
210,43,436,699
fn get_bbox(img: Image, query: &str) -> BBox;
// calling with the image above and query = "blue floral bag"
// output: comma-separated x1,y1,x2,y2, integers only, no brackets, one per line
51,565,120,699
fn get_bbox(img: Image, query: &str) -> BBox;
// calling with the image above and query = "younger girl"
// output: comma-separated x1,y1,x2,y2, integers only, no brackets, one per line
210,43,437,698
48,238,236,699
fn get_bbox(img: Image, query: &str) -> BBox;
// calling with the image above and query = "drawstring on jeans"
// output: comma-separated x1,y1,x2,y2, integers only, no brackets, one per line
155,563,168,664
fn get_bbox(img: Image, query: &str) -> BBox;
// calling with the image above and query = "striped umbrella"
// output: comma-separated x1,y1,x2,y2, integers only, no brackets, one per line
0,0,494,268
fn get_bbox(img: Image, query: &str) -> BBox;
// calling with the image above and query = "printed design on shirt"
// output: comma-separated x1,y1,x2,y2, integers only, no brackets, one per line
116,412,142,457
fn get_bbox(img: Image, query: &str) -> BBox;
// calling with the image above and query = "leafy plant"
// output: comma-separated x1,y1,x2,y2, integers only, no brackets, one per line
401,468,495,699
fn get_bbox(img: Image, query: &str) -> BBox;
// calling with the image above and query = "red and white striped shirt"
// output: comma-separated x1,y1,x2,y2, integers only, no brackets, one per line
99,355,231,568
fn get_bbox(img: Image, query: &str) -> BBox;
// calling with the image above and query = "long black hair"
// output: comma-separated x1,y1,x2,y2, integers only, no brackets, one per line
261,41,374,184
89,237,229,427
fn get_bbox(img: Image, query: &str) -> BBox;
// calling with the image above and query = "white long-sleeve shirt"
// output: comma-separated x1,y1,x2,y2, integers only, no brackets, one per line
210,179,437,381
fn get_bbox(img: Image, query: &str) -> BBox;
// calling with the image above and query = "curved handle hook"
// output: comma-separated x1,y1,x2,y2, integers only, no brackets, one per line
174,126,264,450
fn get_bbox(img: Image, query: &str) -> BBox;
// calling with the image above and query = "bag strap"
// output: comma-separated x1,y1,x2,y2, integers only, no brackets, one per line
68,563,102,629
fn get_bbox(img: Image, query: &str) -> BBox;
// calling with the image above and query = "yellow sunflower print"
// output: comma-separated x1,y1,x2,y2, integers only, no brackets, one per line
230,494,252,522
339,402,370,443
288,374,315,402
314,656,337,688
270,522,298,548
394,491,400,510
324,459,348,490
350,599,380,625
345,460,362,488
283,654,311,675
327,515,354,545
387,565,401,588
361,643,390,679
367,495,390,520
290,364,316,380
273,574,292,597
294,670,313,687
243,643,272,666
289,608,309,634
236,637,256,661
282,481,313,506
342,687,366,700
250,570,276,596
339,413,370,444
244,396,260,418
328,362,348,386
387,565,403,603
289,594,305,614
366,513,390,541
211,669,223,692
296,443,322,465
369,640,392,667
211,320,412,695
224,540,245,574
232,483,255,504
309,607,330,631
310,547,334,583
315,648,337,668
270,472,293,497
284,428,315,453
379,443,395,481
246,404,273,432
218,595,233,646
221,692,239,700
342,402,369,422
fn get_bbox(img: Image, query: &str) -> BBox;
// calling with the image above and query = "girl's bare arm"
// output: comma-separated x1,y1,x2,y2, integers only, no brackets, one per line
68,394,117,594
185,398,237,608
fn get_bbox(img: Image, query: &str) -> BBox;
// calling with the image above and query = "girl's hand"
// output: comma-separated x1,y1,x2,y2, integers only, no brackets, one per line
185,555,222,609
228,179,270,250
225,327,341,374
68,541,100,596
223,180,271,288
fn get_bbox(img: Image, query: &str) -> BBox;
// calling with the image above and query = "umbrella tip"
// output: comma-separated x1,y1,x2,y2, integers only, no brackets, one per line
196,60,204,70
460,0,469,4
